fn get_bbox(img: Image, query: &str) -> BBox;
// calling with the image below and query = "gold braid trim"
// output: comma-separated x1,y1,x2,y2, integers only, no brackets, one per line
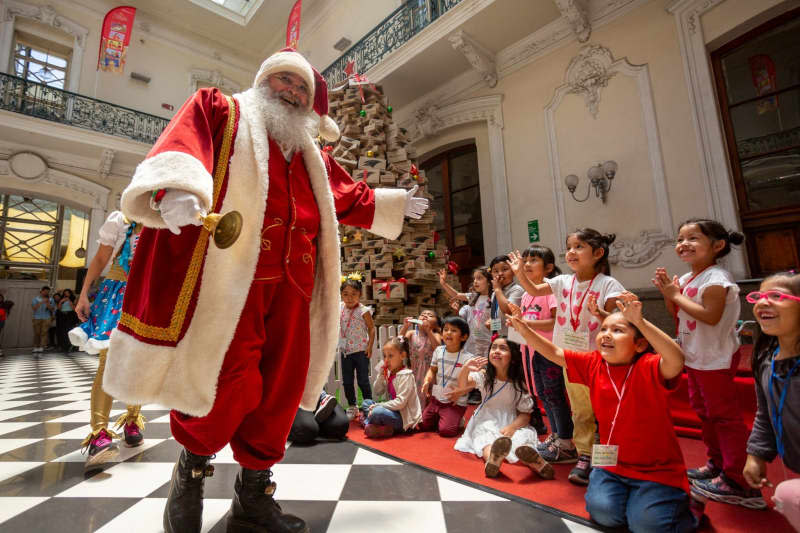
119,95,237,342
114,412,147,431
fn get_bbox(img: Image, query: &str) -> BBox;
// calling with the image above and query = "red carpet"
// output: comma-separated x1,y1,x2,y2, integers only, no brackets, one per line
348,402,796,532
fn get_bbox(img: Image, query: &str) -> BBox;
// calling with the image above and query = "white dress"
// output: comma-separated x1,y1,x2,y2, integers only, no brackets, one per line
454,371,538,463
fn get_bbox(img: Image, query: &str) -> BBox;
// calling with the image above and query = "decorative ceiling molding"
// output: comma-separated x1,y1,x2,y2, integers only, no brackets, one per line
405,94,503,142
564,44,617,118
189,68,243,96
98,148,115,179
554,0,591,42
448,30,497,88
545,46,674,268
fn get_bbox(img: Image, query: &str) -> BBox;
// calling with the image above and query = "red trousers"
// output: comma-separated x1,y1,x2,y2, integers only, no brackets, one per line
170,280,310,469
687,350,748,485
420,397,466,437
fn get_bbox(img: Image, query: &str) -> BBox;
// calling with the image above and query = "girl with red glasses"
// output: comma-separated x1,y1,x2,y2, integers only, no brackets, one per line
745,271,800,530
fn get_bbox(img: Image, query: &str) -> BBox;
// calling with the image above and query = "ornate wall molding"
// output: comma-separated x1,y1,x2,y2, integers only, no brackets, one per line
448,30,497,88
667,0,748,277
0,1,88,92
554,0,591,42
188,68,243,96
545,46,674,267
98,148,115,179
564,44,617,118
404,95,511,255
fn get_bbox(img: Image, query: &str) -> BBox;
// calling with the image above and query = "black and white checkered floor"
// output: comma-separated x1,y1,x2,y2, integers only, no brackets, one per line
0,352,598,532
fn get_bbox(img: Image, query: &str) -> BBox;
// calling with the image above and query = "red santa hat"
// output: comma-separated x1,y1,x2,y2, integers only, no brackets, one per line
253,47,340,142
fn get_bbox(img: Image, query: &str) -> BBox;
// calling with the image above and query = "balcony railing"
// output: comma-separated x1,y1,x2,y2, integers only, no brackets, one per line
0,72,169,145
322,0,464,86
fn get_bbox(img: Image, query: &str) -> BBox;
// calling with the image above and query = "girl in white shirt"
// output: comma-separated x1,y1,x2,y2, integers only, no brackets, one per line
653,218,763,509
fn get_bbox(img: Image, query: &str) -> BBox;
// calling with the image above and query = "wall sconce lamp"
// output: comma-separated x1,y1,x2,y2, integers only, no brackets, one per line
564,160,618,203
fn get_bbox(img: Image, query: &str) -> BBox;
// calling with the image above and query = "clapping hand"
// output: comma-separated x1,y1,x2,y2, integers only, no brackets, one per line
587,294,603,319
652,268,680,300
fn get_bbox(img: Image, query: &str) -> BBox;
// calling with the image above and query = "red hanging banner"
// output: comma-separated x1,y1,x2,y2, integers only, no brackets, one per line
748,54,778,114
97,6,136,73
286,0,302,49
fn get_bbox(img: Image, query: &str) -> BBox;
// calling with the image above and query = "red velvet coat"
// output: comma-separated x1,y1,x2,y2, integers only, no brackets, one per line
106,88,408,416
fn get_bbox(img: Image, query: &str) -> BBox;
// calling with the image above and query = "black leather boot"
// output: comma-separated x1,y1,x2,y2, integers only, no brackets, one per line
163,448,214,533
227,468,309,533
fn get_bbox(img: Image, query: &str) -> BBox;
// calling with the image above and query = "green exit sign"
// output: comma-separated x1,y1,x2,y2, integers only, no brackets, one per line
528,219,540,243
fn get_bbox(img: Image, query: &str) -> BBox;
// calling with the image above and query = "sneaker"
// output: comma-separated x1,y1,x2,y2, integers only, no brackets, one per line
83,428,119,472
123,420,144,447
688,461,721,481
568,454,592,486
484,436,512,478
315,393,337,423
346,406,358,421
691,473,768,510
536,433,557,452
516,445,555,479
364,424,394,438
539,437,579,464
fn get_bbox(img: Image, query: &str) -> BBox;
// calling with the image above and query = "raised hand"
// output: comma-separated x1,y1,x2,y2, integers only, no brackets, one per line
465,356,488,372
616,292,643,326
438,268,447,285
652,267,680,300
587,294,603,319
507,250,523,277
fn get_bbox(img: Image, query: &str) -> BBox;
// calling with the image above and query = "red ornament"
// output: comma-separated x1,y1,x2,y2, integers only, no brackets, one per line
433,231,440,244
323,145,333,152
410,164,418,175
447,261,459,274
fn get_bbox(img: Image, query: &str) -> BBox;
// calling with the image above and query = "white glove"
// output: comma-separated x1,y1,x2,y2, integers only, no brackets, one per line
159,190,205,235
404,185,429,219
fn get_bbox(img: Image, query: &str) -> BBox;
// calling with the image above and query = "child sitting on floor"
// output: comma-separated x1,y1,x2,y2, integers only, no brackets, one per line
361,336,422,438
509,294,697,532
420,316,474,437
454,336,554,480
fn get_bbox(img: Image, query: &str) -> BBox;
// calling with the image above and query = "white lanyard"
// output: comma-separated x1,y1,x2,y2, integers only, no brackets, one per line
604,361,634,445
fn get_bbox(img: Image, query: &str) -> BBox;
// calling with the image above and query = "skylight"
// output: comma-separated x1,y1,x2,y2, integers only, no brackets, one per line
189,0,264,25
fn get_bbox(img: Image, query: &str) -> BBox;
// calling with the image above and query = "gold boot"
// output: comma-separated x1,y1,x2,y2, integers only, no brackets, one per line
83,349,120,471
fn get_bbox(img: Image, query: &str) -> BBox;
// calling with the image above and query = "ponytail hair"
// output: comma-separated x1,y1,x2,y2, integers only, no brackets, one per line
568,228,616,275
679,218,744,259
384,335,412,368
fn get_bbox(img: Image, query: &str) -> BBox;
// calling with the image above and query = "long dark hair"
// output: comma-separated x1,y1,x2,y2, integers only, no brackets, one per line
483,337,527,402
678,218,744,260
752,271,800,374
568,228,616,275
521,245,562,278
469,267,492,306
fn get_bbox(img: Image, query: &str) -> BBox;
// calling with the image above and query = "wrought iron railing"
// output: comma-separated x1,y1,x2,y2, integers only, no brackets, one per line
0,72,169,144
322,0,464,87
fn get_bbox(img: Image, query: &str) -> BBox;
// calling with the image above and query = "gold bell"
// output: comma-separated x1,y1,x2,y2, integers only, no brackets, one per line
199,211,243,249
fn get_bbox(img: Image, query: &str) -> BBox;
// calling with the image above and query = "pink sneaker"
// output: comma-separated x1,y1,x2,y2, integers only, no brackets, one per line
124,421,144,447
84,428,119,471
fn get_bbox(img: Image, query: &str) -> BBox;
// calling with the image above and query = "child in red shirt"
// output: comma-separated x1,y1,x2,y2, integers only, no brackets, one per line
508,294,697,532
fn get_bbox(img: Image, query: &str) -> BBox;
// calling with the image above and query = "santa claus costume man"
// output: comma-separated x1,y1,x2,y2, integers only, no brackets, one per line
104,48,427,533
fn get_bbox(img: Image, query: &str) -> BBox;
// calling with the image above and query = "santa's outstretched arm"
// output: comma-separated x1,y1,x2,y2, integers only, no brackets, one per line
327,155,428,240
121,88,231,228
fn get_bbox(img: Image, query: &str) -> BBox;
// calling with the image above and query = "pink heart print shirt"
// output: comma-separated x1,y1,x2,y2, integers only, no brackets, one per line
676,265,740,371
546,273,625,352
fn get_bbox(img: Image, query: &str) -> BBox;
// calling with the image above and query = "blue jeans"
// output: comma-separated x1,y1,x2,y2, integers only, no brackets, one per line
341,351,372,406
361,399,403,433
586,469,695,533
532,351,573,439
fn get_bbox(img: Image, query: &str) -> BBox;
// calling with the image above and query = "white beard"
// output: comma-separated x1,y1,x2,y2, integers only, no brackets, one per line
253,87,317,154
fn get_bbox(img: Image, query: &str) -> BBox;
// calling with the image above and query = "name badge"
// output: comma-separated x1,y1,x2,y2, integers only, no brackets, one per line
490,318,502,332
591,444,619,467
559,329,590,351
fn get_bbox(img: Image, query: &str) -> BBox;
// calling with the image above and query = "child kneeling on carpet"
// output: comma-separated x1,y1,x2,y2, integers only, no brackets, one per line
509,294,698,532
361,336,422,438
420,316,475,437
744,271,800,530
454,336,554,480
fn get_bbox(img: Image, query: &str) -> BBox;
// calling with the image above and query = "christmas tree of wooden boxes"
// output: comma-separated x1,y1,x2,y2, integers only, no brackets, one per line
329,82,458,325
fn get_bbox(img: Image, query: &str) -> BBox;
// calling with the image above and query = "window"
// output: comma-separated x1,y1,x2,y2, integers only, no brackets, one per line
421,145,484,288
712,7,800,275
13,40,69,89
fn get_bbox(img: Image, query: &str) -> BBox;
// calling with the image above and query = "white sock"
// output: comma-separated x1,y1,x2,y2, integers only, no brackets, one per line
557,438,575,449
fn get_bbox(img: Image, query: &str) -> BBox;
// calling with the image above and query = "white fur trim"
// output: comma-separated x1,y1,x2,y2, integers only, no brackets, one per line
122,151,213,228
318,115,340,142
105,87,342,416
253,51,314,109
370,189,407,240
